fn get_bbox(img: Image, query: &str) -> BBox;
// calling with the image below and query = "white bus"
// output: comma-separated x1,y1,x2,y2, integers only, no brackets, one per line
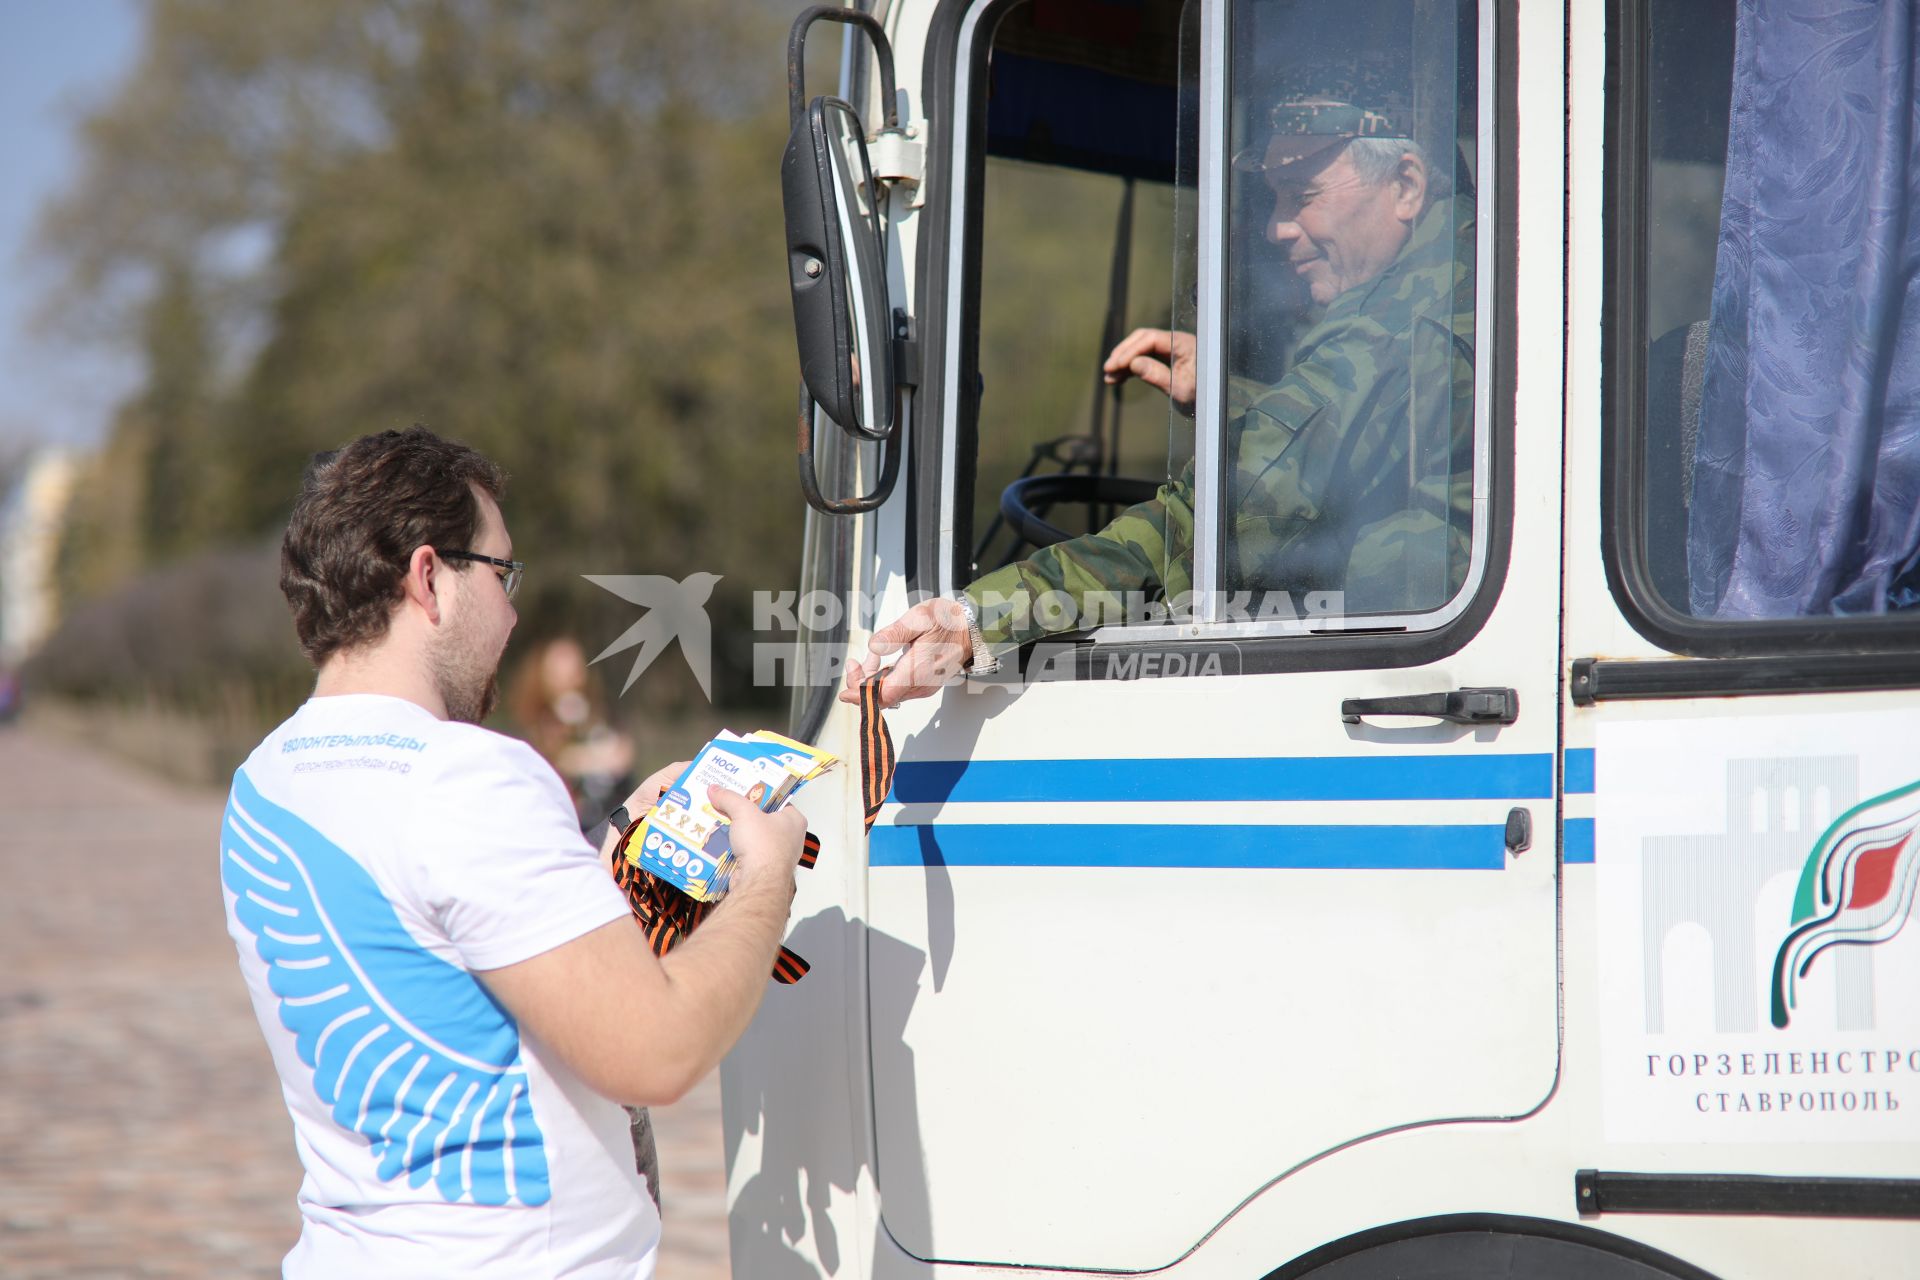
724,1,1920,1275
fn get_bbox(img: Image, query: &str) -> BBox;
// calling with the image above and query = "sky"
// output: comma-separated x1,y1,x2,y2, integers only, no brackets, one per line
0,1,142,452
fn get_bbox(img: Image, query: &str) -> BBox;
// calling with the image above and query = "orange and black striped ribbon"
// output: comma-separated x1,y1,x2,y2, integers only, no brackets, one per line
611,674,896,984
610,847,713,958
859,672,896,836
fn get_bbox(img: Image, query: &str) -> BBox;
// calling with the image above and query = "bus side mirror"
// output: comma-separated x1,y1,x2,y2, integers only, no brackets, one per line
782,96,894,442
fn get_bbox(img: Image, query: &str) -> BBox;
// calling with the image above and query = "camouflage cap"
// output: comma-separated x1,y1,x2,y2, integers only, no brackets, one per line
1232,97,1413,175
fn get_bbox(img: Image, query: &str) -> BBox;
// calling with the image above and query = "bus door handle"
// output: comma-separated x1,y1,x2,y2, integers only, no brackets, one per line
1341,687,1519,726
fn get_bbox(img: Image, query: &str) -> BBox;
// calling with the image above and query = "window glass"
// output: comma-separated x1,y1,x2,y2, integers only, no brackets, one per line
957,0,1197,643
1639,0,1735,615
1221,0,1479,624
1637,0,1920,622
970,165,1185,578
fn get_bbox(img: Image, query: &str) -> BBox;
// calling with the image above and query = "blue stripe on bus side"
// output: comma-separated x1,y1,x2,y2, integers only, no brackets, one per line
1564,748,1596,795
1563,817,1595,864
889,752,1555,805
869,822,1510,871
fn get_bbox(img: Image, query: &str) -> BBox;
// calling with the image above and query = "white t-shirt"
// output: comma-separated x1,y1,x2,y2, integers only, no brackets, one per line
220,694,658,1278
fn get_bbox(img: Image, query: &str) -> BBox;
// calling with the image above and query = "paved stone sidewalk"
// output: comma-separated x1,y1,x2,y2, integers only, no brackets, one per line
0,723,731,1277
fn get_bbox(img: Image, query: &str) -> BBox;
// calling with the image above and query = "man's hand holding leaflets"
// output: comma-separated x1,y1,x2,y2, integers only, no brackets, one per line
605,731,836,985
609,675,902,985
619,732,837,902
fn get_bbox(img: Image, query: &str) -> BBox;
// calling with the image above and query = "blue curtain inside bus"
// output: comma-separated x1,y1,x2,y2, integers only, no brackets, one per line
1688,0,1920,619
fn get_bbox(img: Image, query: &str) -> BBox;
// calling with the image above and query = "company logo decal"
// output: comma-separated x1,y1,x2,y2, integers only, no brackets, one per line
1770,780,1920,1029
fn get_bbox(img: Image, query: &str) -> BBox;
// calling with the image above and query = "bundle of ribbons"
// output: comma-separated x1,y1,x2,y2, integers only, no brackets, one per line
609,675,895,983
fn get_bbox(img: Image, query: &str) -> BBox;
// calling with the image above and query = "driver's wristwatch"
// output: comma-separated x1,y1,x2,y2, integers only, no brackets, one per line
953,595,999,676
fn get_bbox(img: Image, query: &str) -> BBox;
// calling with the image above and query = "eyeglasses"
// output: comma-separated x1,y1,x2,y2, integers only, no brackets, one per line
440,550,524,601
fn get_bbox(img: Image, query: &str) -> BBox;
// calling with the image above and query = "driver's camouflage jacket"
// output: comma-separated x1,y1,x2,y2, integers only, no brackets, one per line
964,195,1475,657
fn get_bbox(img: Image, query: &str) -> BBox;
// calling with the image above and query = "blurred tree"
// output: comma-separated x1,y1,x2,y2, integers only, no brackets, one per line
53,408,150,609
55,258,224,601
38,0,809,717
135,261,222,556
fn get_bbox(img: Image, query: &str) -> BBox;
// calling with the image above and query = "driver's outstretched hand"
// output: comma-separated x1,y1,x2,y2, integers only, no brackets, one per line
1103,327,1197,416
839,597,974,708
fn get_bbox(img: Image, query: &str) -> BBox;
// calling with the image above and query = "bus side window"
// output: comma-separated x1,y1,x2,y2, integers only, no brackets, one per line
1629,0,1920,628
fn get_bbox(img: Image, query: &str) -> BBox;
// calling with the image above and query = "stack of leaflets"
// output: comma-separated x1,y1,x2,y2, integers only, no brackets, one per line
624,730,837,902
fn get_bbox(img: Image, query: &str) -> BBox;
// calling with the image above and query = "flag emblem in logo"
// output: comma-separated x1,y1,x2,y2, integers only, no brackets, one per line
1770,780,1920,1029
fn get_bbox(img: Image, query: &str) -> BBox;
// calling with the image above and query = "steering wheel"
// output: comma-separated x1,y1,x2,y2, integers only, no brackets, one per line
999,473,1166,549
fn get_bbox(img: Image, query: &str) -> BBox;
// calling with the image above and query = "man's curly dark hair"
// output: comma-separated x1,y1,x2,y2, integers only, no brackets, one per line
279,426,507,666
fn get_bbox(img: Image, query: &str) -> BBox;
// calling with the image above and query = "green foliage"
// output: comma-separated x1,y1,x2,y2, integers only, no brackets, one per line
39,0,810,716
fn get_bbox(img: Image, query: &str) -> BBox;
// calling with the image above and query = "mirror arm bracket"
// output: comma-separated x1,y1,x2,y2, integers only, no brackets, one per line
868,126,925,194
891,308,919,389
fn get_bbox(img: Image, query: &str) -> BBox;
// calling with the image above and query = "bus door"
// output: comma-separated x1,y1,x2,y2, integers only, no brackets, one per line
859,0,1564,1269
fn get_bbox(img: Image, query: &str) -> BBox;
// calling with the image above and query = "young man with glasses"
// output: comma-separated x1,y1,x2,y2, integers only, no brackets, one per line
223,425,805,1276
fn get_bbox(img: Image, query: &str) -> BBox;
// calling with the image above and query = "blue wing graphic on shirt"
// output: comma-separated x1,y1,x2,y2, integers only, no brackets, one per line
221,767,551,1207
